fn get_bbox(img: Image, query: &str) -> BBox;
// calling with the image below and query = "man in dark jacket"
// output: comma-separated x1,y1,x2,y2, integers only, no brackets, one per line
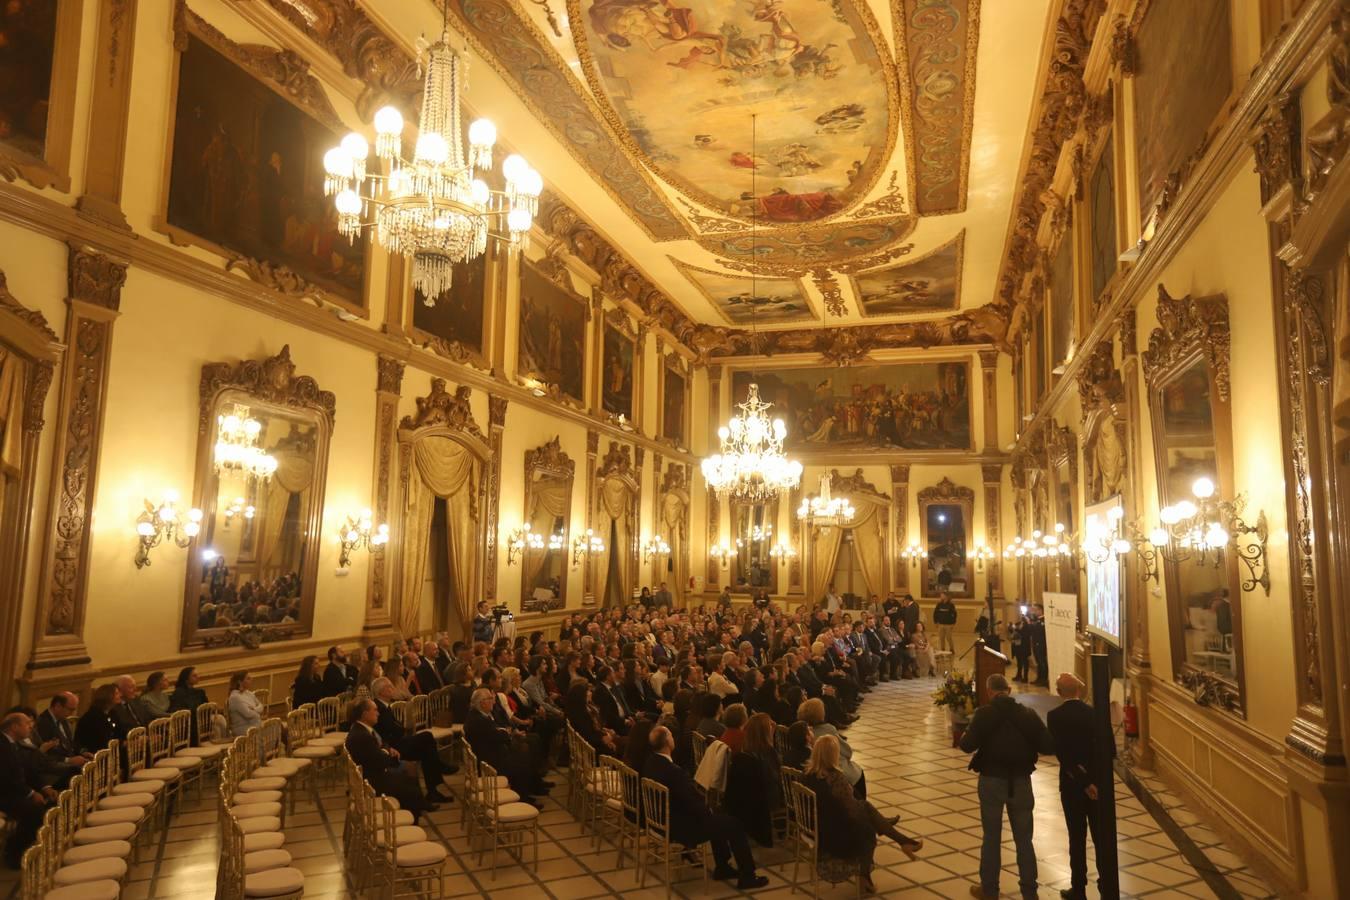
36,692,92,774
372,679,453,804
643,726,768,890
899,594,921,639
593,665,634,734
1047,674,1108,900
415,644,446,694
463,688,543,803
1027,606,1050,686
345,699,429,820
322,646,356,696
0,712,55,867
959,674,1055,900
932,591,958,653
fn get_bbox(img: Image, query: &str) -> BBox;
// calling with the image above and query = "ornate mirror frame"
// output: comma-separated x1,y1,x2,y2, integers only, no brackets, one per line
730,498,780,595
521,436,574,613
917,477,976,599
182,345,335,650
1142,286,1245,716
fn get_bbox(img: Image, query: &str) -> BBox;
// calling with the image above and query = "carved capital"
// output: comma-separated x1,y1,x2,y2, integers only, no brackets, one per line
978,349,999,370
67,245,127,311
401,379,482,437
375,355,404,395
917,476,975,505
488,394,508,428
1252,94,1302,206
1110,18,1137,76
981,464,1003,484
586,430,600,455
888,464,910,485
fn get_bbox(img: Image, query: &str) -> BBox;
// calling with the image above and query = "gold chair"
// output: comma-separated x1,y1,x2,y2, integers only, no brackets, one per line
368,777,448,899
218,812,303,900
778,763,803,847
286,706,341,787
196,700,227,745
638,777,708,900
147,716,204,803
477,761,539,878
313,695,347,745
425,687,461,755
170,707,227,783
23,823,122,900
787,780,862,899
591,754,626,850
611,758,644,871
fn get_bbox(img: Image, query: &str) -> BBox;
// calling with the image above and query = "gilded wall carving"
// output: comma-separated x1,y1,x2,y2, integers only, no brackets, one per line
400,378,482,438
1140,285,1231,400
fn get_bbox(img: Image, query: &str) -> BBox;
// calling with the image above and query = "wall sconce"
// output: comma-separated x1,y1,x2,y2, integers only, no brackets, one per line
338,509,388,568
709,540,736,568
506,523,545,566
572,528,605,568
135,490,202,569
769,540,797,560
1145,477,1270,594
972,544,996,572
642,534,671,563
222,497,256,527
901,540,927,568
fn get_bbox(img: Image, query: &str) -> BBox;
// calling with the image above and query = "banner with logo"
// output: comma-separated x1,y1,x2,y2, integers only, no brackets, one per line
1043,592,1079,687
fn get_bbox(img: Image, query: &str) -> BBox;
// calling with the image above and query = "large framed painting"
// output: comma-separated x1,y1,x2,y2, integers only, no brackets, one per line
733,361,972,451
602,319,636,420
851,232,963,317
1088,134,1117,306
518,257,587,404
411,254,489,362
1133,1,1232,223
675,260,813,326
0,0,80,189
164,9,366,307
661,360,688,447
1049,234,1074,369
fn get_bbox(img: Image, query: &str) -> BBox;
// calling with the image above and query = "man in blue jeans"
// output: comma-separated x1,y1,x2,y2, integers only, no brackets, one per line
959,673,1055,899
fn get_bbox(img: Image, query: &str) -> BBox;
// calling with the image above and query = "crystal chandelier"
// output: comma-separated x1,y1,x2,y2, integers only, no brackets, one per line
214,404,277,482
700,112,801,504
324,7,541,302
797,473,855,528
702,384,802,503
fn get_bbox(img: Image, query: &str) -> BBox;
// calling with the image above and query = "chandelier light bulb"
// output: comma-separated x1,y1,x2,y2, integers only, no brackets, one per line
470,179,490,206
521,167,543,197
335,189,362,216
468,118,497,148
502,153,528,183
507,207,532,233
1112,538,1132,555
1159,505,1180,525
373,106,404,136
1107,505,1125,521
415,132,449,165
136,521,155,537
340,132,369,162
183,521,200,538
323,147,352,177
1192,476,1215,499
1206,523,1229,547
1150,527,1169,546
1175,500,1197,519
163,489,180,504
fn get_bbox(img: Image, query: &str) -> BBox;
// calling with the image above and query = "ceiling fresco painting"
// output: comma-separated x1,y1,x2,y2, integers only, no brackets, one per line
569,0,898,225
674,260,815,326
851,231,963,317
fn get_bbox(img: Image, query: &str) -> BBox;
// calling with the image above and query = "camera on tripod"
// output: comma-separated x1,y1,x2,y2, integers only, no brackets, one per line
491,603,513,623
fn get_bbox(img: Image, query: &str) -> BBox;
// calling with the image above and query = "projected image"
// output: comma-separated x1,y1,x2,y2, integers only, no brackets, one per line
1084,496,1124,646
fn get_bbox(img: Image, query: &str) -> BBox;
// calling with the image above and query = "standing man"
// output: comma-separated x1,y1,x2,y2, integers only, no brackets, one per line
1047,674,1108,900
472,601,496,644
823,583,841,616
654,582,673,609
959,674,1055,900
899,594,921,640
933,591,958,653
1028,605,1050,687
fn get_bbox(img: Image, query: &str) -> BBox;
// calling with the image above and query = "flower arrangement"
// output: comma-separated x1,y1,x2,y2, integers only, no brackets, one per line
932,670,977,720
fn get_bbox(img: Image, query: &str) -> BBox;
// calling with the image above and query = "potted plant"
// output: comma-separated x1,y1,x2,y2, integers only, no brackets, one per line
933,670,977,747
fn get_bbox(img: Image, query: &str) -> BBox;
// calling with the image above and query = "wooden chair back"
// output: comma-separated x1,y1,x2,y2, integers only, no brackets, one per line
125,726,150,776
169,708,193,753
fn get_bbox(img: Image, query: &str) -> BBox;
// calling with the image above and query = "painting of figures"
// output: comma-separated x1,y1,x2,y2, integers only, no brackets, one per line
602,323,635,419
677,261,813,325
0,0,58,158
734,361,971,450
518,260,586,403
663,364,687,445
852,233,962,316
1088,137,1116,305
572,0,894,223
412,254,488,357
167,35,365,303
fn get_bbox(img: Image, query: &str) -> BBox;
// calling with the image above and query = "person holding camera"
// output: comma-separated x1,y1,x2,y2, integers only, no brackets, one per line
472,600,495,644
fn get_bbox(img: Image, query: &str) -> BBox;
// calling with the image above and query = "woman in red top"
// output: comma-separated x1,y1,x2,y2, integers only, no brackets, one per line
718,703,749,753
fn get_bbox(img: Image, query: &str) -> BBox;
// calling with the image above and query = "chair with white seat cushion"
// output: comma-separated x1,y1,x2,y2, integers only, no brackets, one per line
148,716,204,803
57,775,138,866
286,707,339,790
219,815,303,900
475,761,539,879
358,765,446,900
22,831,121,900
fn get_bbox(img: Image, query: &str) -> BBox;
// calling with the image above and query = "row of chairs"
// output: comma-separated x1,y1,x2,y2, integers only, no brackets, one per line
215,726,308,899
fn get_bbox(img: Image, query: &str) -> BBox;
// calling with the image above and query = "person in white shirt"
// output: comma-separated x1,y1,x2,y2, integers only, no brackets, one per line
824,583,841,615
227,670,264,737
649,659,672,698
707,652,740,699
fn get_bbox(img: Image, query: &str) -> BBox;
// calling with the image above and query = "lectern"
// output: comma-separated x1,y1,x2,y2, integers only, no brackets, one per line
974,640,1010,706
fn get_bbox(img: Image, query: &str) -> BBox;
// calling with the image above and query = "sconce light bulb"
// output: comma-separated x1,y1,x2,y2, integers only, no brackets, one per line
1191,477,1215,499
1055,522,1065,533
1149,527,1168,547
345,530,359,542
163,488,180,504
188,508,203,522
1112,539,1132,555
202,549,218,561
136,521,155,537
183,522,200,537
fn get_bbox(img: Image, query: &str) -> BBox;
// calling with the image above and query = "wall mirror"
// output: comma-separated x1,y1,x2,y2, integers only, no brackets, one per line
918,477,974,598
184,346,333,649
521,437,573,613
1143,287,1243,713
731,500,778,594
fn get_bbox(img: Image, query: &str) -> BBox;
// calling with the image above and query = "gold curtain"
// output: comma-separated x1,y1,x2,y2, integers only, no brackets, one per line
258,450,314,575
522,481,569,592
660,491,687,602
807,526,843,605
594,476,633,606
0,350,23,477
807,496,885,603
398,436,478,636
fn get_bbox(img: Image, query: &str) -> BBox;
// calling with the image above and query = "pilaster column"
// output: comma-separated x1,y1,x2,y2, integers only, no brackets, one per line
650,451,662,586
584,430,598,604
889,465,910,591
483,395,507,601
979,349,1000,451
28,245,127,674
76,0,138,229
633,445,645,596
365,356,403,632
981,464,1003,595
1118,312,1149,671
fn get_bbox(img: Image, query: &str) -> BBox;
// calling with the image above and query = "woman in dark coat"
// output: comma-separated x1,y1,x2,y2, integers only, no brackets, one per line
168,666,209,713
291,655,325,708
75,684,121,755
564,681,619,756
723,713,783,846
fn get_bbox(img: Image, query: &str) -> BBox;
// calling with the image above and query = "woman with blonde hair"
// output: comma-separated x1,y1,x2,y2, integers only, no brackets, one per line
910,621,937,677
803,734,922,893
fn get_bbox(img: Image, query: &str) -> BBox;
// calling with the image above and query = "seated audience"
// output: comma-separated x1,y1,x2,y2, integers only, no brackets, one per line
593,665,635,735
464,687,549,804
643,725,769,890
783,720,813,770
718,703,749,753
0,711,57,868
169,666,208,714
113,674,149,735
227,670,265,737
141,671,171,719
564,682,619,756
292,655,326,708
370,677,453,804
723,712,783,846
346,698,429,821
801,735,922,893
383,656,414,702
910,622,937,677
799,697,865,798
322,646,356,696
36,692,92,773
74,683,120,754
5,705,77,791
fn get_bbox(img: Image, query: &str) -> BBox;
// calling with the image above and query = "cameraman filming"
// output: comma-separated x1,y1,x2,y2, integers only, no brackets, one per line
472,600,495,644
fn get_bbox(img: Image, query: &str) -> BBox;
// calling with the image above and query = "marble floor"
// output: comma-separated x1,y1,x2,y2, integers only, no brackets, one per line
3,677,1282,899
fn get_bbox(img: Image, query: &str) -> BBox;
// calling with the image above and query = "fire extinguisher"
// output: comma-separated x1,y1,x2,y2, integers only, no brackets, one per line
1123,702,1139,737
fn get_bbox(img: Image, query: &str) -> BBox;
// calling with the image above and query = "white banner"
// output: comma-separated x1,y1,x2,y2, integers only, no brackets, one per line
1043,592,1079,687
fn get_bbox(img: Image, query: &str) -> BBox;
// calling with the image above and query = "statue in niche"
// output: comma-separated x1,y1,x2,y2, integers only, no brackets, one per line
1090,418,1126,501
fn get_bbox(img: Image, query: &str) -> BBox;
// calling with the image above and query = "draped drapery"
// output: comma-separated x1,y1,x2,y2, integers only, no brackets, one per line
523,480,569,592
594,476,634,607
806,494,886,603
398,436,479,636
660,490,688,602
258,449,314,575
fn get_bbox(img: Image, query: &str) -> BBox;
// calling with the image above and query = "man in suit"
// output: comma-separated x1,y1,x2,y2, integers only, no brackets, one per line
36,692,92,770
463,689,546,804
415,644,446,694
0,712,57,868
323,646,357,697
1047,674,1108,900
653,581,673,609
593,665,634,734
345,699,429,820
643,726,768,890
112,674,148,737
371,678,454,804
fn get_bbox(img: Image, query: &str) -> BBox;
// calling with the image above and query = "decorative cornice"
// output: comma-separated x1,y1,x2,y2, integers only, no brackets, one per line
981,463,1002,483
375,355,404,395
224,254,320,299
199,345,336,434
0,270,57,341
1140,285,1231,401
597,440,633,479
400,378,483,437
525,435,574,478
829,467,890,501
67,245,128,311
888,464,911,484
917,476,976,505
